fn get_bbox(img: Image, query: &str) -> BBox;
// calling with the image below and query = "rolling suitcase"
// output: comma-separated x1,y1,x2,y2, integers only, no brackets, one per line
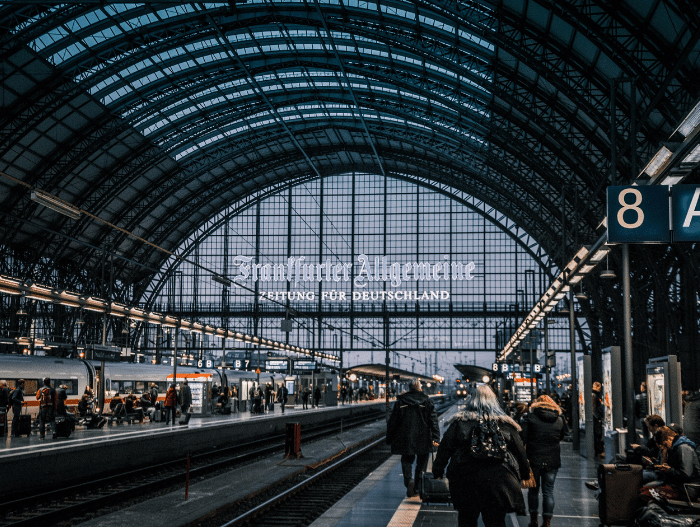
419,454,451,504
419,473,451,504
17,414,32,437
55,416,72,438
178,410,191,425
598,463,643,526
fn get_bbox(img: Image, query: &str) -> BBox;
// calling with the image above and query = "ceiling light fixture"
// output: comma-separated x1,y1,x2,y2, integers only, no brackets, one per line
30,189,81,220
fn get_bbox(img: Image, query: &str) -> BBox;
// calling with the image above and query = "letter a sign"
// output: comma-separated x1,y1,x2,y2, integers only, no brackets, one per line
607,186,670,243
672,185,700,242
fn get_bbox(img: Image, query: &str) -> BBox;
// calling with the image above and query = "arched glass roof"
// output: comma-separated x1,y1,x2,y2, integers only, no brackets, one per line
1,0,699,301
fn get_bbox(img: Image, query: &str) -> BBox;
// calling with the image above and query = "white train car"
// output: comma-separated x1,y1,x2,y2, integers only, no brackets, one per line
0,355,226,416
0,355,94,416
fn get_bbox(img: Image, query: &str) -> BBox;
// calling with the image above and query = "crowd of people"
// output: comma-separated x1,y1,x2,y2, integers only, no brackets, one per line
389,380,700,527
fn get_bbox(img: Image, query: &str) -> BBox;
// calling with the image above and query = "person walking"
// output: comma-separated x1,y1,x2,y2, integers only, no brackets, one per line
386,379,440,497
179,379,192,422
56,384,68,416
521,394,569,527
36,377,57,439
302,386,310,410
313,386,321,408
277,384,288,414
10,379,24,437
432,385,530,527
164,383,177,425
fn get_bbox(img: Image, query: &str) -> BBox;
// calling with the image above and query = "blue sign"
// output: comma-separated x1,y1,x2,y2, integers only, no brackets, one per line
672,185,700,242
607,186,670,243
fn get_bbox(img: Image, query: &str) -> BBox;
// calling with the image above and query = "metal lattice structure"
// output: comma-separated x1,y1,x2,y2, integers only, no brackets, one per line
1,1,699,384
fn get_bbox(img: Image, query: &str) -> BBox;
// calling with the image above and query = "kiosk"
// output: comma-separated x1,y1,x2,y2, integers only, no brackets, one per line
646,355,683,427
167,372,212,416
601,346,625,461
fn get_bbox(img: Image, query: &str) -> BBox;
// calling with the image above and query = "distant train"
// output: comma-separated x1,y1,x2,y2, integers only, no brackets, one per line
0,354,287,417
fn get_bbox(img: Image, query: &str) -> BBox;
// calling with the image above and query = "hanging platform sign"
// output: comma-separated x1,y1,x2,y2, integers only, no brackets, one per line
606,186,670,243
671,185,700,241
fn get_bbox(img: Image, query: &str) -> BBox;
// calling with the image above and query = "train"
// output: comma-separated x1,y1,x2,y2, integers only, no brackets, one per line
0,354,288,417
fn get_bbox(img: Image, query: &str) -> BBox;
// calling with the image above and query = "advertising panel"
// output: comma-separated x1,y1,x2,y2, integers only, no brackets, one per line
647,369,666,423
602,352,613,434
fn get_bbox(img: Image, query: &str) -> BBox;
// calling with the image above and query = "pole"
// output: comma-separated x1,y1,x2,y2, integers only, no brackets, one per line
622,244,636,446
545,316,550,394
173,327,178,385
569,288,580,451
385,316,390,418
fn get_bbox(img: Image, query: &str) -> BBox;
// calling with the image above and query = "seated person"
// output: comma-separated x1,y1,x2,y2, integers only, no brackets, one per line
125,394,144,422
641,426,700,502
109,395,124,413
631,414,666,461
139,391,153,408
78,394,91,418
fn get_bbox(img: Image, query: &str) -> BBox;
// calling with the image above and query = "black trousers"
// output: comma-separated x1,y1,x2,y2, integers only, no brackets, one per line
400,453,429,487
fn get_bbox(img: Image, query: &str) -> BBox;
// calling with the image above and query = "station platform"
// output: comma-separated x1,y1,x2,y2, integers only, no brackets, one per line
311,404,601,527
0,399,389,497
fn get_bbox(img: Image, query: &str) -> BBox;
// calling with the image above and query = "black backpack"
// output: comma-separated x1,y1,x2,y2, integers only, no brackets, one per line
469,415,508,460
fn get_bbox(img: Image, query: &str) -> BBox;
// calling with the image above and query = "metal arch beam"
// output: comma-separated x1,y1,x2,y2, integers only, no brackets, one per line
120,120,568,260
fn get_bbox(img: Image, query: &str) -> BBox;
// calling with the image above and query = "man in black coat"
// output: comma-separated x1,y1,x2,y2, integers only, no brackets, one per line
592,382,605,458
386,379,440,497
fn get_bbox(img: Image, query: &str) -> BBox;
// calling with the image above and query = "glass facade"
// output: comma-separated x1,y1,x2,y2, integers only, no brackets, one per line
144,173,583,379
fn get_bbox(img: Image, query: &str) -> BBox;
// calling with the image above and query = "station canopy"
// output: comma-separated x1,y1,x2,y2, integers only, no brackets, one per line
345,363,436,384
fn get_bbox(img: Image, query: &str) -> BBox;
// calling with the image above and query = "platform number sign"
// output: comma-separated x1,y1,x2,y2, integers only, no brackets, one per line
672,185,700,242
607,186,670,243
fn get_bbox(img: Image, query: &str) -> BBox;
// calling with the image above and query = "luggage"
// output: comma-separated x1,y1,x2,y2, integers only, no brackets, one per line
634,503,700,527
419,473,451,504
55,416,72,438
179,410,191,425
419,453,451,504
269,401,274,412
599,463,644,526
17,414,32,437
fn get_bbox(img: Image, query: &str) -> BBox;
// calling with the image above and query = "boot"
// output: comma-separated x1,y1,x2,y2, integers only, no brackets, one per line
541,515,551,527
528,512,538,527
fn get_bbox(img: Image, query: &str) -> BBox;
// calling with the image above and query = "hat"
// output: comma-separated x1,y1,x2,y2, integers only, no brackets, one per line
183,379,188,384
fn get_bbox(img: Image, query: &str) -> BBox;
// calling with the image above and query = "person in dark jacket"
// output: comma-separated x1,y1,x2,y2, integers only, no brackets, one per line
10,379,24,437
636,381,650,439
433,385,530,527
641,426,700,502
387,379,440,497
179,379,192,419
592,382,605,457
682,390,700,447
313,386,321,408
521,395,569,527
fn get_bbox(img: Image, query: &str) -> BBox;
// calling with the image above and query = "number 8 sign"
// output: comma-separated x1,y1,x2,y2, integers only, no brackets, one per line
606,186,670,243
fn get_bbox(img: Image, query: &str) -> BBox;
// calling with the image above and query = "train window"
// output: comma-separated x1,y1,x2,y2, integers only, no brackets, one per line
53,379,78,395
135,382,146,393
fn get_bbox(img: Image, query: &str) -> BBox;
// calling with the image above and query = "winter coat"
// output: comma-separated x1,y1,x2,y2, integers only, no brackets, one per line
179,383,192,408
164,387,177,408
520,398,569,470
592,389,604,421
683,391,700,446
10,387,24,413
386,390,440,455
636,391,649,419
663,436,700,486
432,411,529,515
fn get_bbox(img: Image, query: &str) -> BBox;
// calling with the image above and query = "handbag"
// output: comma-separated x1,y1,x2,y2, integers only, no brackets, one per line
521,467,537,489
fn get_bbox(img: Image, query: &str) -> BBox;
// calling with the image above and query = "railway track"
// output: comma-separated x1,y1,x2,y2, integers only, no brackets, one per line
191,400,454,527
0,410,385,527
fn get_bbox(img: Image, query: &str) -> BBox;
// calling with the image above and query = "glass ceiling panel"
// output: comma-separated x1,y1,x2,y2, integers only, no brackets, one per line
169,104,481,162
